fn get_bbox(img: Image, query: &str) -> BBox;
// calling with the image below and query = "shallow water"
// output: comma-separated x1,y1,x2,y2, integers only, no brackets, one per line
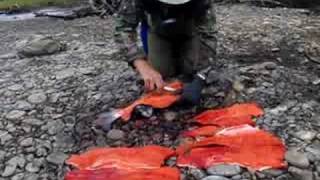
0,12,36,21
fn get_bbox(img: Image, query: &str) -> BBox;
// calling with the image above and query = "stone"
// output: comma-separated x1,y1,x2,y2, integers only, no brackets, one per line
46,152,68,165
27,92,47,104
11,173,25,180
285,150,310,168
5,110,26,120
207,164,242,177
15,101,33,111
0,150,6,161
189,168,206,180
8,84,23,91
202,176,230,180
17,36,66,57
293,130,317,141
22,118,44,126
288,167,313,180
312,78,320,85
25,160,41,173
163,111,178,122
262,169,285,176
107,129,125,140
47,120,65,135
1,164,16,177
56,68,75,80
20,137,34,147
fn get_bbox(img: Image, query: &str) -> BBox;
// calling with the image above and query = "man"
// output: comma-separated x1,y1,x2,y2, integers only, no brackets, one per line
114,0,217,104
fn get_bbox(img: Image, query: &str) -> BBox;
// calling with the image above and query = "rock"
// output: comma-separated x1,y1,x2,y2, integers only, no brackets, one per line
189,168,206,180
0,150,5,161
47,120,65,135
293,130,317,141
107,129,125,140
312,78,320,85
285,150,310,168
46,152,68,165
27,92,47,104
15,101,33,111
207,164,242,177
262,169,285,176
8,84,23,91
17,36,66,57
163,111,178,122
11,173,25,180
25,159,41,173
5,110,26,120
22,118,44,126
79,67,96,75
56,68,75,80
20,137,34,147
202,175,230,180
288,167,313,180
0,53,16,60
1,164,16,177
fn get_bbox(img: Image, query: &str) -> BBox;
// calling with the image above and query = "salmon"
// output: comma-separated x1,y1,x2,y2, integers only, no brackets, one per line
194,103,264,126
182,126,220,138
177,125,286,171
95,81,183,131
65,167,180,180
66,145,175,170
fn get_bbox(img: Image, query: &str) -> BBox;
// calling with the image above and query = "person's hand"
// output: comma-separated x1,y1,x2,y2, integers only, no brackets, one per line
134,59,164,91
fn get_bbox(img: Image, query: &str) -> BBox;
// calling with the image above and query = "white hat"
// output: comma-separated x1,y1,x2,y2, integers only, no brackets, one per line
157,0,192,5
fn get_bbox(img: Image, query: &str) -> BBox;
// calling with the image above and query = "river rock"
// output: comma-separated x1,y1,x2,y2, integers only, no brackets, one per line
189,168,206,180
17,36,66,57
207,164,242,177
107,129,125,140
5,110,26,120
285,150,310,168
27,92,47,104
288,167,313,180
46,152,68,165
202,175,230,180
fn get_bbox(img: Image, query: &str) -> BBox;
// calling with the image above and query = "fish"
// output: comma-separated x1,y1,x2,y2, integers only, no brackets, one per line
177,125,286,171
94,81,183,131
65,167,180,180
194,103,264,126
66,145,175,170
181,126,220,138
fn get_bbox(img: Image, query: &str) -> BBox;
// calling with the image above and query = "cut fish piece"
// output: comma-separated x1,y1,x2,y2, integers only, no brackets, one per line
194,103,264,126
65,167,180,180
182,126,220,138
95,81,183,131
177,125,286,171
66,145,175,170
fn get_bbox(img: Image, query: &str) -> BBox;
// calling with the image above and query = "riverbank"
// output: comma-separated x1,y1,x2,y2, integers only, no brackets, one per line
0,0,76,12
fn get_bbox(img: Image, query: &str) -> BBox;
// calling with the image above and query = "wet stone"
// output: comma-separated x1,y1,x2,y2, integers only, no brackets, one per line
285,150,310,168
15,101,33,111
202,175,230,180
20,137,34,147
207,164,242,177
27,92,47,104
107,129,125,140
262,169,285,176
289,167,313,180
25,159,41,173
1,164,16,177
22,118,43,126
46,152,68,165
189,168,206,179
8,84,23,91
163,111,178,122
5,110,26,120
293,130,317,141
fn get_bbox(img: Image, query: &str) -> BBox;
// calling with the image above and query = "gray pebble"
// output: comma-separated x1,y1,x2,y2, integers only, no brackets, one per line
27,92,47,104
207,164,242,177
289,166,313,180
46,152,68,165
202,175,230,180
5,110,26,120
107,129,125,140
285,150,310,168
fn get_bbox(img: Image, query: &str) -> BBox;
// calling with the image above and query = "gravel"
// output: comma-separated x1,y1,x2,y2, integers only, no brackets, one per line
0,3,319,180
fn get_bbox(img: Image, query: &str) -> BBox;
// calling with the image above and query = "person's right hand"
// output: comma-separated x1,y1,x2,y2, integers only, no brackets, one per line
134,59,164,91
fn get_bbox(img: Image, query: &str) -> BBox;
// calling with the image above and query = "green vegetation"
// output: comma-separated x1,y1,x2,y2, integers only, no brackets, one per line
0,0,75,11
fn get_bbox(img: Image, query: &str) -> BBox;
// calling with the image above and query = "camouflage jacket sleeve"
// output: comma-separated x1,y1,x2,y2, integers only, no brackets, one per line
196,0,218,79
114,0,146,66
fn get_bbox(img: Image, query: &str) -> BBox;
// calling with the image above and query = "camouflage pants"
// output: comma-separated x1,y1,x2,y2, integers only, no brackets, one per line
147,31,201,79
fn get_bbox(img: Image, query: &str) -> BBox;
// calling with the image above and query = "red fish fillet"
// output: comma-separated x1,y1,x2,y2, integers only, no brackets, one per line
66,145,175,170
119,81,183,121
194,103,264,126
65,167,180,180
177,125,286,171
182,126,220,138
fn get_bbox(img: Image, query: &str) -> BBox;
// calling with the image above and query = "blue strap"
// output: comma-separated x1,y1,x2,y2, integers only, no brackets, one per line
140,21,149,54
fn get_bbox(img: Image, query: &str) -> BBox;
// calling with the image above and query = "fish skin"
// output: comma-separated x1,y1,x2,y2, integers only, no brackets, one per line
182,126,220,138
65,167,180,180
94,81,183,131
177,125,286,171
66,145,175,170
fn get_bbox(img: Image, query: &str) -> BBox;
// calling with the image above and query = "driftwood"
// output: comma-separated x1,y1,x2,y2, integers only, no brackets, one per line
88,0,124,16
